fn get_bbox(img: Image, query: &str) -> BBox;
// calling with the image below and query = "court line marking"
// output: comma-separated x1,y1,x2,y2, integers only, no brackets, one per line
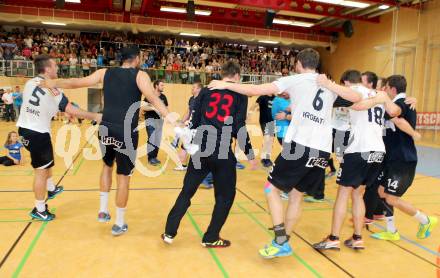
0,134,93,269
437,245,440,278
0,187,183,193
236,203,323,278
236,188,354,278
186,211,229,278
12,208,56,278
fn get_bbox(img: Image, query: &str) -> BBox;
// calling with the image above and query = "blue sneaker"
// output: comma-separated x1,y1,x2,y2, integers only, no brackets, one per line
111,224,128,236
236,162,246,170
259,240,292,259
47,185,64,200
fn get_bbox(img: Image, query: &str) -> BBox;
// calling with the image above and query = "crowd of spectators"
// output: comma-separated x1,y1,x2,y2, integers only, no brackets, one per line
0,26,302,83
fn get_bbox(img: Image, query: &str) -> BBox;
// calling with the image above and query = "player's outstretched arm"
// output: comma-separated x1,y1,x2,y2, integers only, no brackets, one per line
208,80,278,96
391,117,421,140
39,69,106,89
317,74,362,103
64,103,102,123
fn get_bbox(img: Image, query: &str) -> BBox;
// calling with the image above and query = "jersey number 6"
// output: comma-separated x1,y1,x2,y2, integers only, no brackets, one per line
313,89,324,111
205,93,234,122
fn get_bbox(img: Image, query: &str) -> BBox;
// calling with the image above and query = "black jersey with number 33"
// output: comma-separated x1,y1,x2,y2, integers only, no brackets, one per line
189,87,254,159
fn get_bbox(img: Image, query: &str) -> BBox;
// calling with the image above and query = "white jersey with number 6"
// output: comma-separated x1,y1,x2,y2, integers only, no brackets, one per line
17,76,68,134
273,73,337,153
344,85,385,154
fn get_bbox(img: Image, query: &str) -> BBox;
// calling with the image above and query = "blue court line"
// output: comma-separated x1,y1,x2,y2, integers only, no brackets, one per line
371,222,440,257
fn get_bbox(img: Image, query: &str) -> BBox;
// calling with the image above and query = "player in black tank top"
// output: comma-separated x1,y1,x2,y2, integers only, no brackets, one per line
39,46,175,236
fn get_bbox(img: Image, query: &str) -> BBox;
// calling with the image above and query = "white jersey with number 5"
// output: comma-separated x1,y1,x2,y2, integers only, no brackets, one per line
344,85,385,153
273,73,337,153
17,76,68,134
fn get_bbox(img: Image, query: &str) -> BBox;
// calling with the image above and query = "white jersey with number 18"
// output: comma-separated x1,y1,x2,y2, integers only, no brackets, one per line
273,73,337,153
344,85,385,154
17,76,69,134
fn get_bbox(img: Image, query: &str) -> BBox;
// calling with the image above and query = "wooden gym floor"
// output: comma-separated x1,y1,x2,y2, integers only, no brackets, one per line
0,122,439,278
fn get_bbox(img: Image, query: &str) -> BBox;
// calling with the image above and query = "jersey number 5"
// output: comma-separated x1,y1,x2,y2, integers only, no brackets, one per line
29,87,46,107
205,93,234,122
313,89,324,111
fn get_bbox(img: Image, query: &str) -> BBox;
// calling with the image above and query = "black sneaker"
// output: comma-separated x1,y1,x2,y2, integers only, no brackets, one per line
201,238,231,248
148,158,161,166
47,185,64,200
261,159,273,168
29,206,55,221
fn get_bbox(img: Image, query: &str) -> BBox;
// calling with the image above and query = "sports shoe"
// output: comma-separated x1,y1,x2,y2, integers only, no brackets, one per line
261,159,273,168
370,231,400,241
200,183,213,189
304,196,324,203
47,185,64,200
148,158,161,166
259,240,292,259
417,216,438,239
30,206,55,221
313,236,340,250
111,224,128,236
364,218,374,225
97,212,111,223
202,238,231,248
373,214,386,220
161,233,174,244
280,192,289,200
173,165,187,171
236,162,246,170
344,237,364,250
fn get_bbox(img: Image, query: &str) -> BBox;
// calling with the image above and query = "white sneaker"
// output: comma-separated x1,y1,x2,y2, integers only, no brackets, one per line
174,165,187,171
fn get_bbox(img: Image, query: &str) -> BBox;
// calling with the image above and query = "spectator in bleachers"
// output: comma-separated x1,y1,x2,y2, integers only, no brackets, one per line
12,86,22,118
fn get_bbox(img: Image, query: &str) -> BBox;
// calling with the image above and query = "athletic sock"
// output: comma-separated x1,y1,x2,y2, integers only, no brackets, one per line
414,210,429,225
115,207,126,227
99,192,109,213
328,158,336,172
273,223,288,245
329,235,339,241
46,177,55,192
386,216,397,233
35,200,46,212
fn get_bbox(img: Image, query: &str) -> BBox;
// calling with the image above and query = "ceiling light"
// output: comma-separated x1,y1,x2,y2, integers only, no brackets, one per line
378,4,390,9
195,10,211,16
54,0,81,3
258,40,279,44
273,18,314,28
341,0,370,8
160,6,211,16
42,21,67,26
313,0,370,8
160,7,186,13
180,32,201,37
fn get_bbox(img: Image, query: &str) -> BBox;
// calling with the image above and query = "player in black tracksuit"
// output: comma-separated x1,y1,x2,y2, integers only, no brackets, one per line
162,61,256,248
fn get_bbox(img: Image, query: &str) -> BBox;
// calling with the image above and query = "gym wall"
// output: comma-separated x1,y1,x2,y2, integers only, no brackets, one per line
320,1,440,146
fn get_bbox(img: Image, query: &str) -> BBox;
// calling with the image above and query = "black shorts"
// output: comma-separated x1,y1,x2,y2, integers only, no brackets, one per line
332,129,351,156
268,142,330,193
337,152,385,188
260,121,276,136
18,127,54,169
380,160,417,197
98,122,139,176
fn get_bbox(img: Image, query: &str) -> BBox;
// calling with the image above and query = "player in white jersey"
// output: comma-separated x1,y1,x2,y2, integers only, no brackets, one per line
17,54,101,221
313,70,401,250
208,48,363,259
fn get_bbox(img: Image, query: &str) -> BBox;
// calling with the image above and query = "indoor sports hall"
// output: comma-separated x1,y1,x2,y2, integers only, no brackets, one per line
0,0,439,277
